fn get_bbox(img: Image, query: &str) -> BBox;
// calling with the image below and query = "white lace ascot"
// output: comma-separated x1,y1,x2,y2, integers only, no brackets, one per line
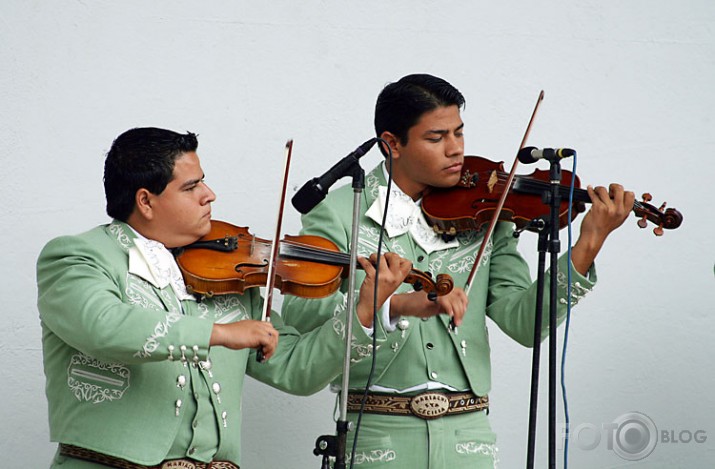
130,237,195,302
365,185,459,254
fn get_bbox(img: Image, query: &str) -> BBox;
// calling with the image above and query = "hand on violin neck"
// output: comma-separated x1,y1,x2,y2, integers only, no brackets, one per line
356,253,413,328
389,287,468,326
210,320,279,360
571,183,635,275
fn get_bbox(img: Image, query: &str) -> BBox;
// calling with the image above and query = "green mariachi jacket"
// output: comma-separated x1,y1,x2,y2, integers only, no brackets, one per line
281,163,596,396
37,221,375,466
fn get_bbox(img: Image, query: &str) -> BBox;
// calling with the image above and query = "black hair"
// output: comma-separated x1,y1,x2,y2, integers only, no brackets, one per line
103,127,198,221
374,74,465,157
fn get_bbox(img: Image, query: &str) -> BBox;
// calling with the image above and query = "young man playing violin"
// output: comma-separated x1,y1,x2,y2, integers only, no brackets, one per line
36,127,417,469
281,74,635,468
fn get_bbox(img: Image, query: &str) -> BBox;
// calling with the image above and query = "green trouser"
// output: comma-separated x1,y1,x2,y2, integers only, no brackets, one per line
346,410,498,468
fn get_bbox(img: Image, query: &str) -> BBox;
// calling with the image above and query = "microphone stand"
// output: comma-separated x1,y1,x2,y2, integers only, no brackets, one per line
313,162,365,469
521,148,565,469
523,215,548,469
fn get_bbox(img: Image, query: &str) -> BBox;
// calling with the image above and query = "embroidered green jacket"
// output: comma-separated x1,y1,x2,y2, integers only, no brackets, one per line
281,162,596,395
37,221,375,466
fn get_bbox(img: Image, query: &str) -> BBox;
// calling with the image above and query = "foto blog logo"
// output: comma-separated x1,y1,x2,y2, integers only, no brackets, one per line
567,411,707,461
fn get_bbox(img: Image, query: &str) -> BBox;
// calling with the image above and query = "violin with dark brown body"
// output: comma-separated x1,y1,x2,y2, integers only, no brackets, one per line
422,156,683,237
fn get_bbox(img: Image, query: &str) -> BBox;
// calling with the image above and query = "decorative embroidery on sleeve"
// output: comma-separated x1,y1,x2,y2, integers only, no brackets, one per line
134,309,182,359
327,293,377,361
125,274,183,358
556,271,593,306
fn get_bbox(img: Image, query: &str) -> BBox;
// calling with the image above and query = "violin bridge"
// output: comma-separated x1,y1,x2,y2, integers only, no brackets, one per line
487,170,498,193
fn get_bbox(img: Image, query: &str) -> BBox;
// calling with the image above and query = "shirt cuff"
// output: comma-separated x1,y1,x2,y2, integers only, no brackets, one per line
357,294,397,337
382,294,399,332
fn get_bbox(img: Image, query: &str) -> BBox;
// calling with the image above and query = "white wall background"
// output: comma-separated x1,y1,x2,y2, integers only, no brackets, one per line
2,1,713,468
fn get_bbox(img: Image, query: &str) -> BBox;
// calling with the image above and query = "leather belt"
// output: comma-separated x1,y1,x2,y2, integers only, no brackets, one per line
347,391,488,420
59,444,239,469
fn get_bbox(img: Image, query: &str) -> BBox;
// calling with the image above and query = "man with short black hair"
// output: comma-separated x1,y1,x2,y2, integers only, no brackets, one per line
281,74,634,468
37,126,413,468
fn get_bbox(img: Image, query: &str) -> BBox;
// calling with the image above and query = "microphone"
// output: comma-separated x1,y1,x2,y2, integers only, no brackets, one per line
292,138,378,214
517,146,576,164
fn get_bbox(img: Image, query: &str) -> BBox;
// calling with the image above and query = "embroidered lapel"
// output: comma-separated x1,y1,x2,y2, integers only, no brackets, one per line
106,221,184,314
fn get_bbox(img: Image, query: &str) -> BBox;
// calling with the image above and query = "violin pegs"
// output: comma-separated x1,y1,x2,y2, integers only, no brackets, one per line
638,193,653,228
651,201,667,235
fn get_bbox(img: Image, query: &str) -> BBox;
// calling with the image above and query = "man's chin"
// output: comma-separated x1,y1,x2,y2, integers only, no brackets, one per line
435,175,462,189
199,219,213,236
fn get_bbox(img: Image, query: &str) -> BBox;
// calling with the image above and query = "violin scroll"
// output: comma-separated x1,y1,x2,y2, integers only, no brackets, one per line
405,270,455,301
635,193,683,236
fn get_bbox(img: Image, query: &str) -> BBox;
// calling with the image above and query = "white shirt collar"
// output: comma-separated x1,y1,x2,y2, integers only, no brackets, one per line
365,166,459,254
127,228,195,301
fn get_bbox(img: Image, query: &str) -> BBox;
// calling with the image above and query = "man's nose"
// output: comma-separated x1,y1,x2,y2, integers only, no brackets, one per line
203,183,217,203
445,134,463,156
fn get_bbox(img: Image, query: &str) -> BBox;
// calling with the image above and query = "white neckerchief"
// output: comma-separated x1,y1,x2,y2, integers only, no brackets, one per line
128,230,195,302
365,169,459,254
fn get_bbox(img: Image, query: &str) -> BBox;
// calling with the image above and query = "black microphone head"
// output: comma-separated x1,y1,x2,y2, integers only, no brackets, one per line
517,146,539,164
291,178,327,214
355,137,378,157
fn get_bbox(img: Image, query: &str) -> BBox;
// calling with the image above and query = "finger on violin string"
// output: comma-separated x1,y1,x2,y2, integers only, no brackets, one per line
608,183,619,198
382,252,400,262
357,256,376,276
588,185,610,205
382,252,412,273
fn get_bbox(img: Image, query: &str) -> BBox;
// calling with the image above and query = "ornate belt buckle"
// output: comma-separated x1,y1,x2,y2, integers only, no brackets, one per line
161,460,197,469
409,392,450,419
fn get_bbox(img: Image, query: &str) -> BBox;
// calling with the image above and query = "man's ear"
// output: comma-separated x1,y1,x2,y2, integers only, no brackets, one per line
379,131,402,160
134,188,154,220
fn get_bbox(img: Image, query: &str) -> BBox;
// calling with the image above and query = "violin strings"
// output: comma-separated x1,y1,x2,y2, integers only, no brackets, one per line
497,175,591,203
246,237,350,265
495,174,643,212
483,172,588,195
279,240,350,266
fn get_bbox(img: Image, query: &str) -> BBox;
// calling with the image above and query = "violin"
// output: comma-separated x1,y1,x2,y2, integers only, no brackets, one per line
422,155,683,237
174,220,454,300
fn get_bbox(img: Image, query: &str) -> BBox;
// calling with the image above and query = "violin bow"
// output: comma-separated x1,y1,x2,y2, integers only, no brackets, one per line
462,91,545,299
257,139,294,361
